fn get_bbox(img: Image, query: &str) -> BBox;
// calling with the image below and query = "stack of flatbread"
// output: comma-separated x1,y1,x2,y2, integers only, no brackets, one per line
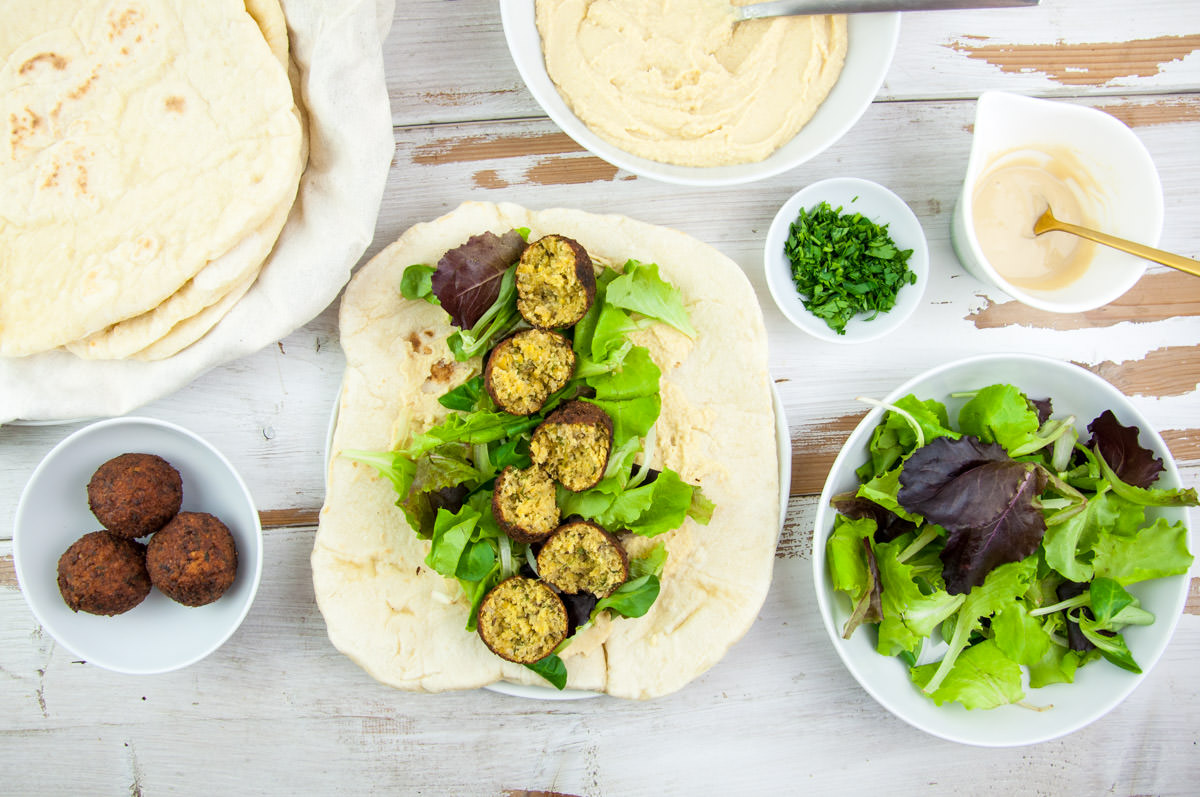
0,0,305,361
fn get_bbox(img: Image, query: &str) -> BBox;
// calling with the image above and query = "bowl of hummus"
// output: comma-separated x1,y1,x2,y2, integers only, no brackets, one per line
501,0,900,186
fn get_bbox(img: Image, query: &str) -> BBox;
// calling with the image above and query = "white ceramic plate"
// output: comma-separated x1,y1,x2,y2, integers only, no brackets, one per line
14,417,263,675
499,2,899,186
811,354,1193,746
325,383,791,699
764,177,929,344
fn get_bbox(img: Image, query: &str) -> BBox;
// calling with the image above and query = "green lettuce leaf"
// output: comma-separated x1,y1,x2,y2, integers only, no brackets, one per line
919,557,1038,695
1091,517,1194,585
957,384,1042,454
911,639,1025,709
874,536,965,657
991,601,1053,666
604,259,697,338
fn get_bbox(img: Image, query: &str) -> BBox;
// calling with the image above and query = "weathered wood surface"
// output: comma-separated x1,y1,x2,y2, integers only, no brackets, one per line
2,1,1200,794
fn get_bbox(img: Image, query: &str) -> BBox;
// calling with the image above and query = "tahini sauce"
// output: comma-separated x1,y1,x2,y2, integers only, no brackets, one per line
971,150,1097,290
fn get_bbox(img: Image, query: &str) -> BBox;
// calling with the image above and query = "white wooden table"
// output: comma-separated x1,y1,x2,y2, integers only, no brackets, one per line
3,1,1199,793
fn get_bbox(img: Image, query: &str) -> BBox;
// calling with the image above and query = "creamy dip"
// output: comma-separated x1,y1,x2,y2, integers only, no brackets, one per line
535,0,848,168
971,150,1098,291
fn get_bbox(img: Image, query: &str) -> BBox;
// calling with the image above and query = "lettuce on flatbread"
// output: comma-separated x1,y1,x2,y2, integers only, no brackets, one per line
313,201,779,698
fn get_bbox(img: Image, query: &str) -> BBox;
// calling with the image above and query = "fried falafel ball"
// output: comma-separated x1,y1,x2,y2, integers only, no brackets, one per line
492,465,561,543
484,329,576,416
57,530,152,616
536,520,629,599
530,400,613,492
87,452,183,538
516,234,597,329
145,512,238,607
476,576,569,664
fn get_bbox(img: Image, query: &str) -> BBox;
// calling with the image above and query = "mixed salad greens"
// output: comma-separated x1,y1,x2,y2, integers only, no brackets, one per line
347,229,712,688
828,383,1195,709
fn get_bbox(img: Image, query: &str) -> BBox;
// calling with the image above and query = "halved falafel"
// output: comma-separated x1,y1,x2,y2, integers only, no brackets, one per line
146,512,238,607
484,329,575,416
57,530,152,616
492,465,561,543
476,576,568,664
87,452,182,538
530,401,613,492
516,234,597,329
537,520,629,599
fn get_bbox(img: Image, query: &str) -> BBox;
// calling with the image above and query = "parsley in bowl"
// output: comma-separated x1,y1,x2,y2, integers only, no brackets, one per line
764,178,928,343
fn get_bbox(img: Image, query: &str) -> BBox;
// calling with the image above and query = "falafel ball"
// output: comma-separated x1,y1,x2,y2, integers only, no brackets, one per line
492,465,561,543
530,401,613,492
87,452,182,538
476,576,568,664
57,530,152,616
484,329,576,416
145,512,238,607
516,234,597,329
537,521,629,599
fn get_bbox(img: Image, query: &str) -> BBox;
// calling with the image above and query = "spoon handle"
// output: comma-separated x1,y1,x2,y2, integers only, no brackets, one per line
736,0,1038,20
1039,215,1200,279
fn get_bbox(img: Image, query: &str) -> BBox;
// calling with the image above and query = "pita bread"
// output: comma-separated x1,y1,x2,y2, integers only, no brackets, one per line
313,201,779,698
0,0,303,356
64,181,297,360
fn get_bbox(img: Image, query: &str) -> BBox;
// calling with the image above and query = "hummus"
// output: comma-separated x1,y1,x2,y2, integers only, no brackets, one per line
535,0,848,168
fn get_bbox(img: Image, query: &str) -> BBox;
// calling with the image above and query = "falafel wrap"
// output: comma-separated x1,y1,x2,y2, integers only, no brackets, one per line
313,201,780,699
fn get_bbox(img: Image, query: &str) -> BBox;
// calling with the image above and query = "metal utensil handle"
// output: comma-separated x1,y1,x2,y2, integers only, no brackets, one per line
1047,218,1200,279
737,0,1039,19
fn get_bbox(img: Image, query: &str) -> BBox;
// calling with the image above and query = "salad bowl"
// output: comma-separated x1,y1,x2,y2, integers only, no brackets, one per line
812,353,1194,746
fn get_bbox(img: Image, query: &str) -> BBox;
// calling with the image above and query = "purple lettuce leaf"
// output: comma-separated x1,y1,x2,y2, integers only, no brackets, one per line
898,436,1048,595
831,492,918,543
432,230,526,329
1087,410,1164,489
1031,397,1053,425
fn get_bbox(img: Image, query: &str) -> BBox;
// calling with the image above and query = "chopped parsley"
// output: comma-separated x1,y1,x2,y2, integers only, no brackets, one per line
784,201,916,335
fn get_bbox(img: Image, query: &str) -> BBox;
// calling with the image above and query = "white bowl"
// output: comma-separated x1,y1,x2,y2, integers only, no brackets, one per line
764,177,928,343
13,417,263,675
499,3,899,186
812,353,1193,746
950,92,1164,313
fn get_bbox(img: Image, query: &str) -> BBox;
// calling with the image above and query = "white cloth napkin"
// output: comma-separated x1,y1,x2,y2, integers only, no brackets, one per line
0,0,396,424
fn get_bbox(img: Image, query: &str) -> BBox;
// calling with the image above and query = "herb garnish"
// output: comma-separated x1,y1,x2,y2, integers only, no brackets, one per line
784,201,915,335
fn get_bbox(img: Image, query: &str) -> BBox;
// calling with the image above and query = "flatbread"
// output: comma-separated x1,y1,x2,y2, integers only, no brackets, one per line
61,0,303,360
243,0,290,69
0,0,304,356
65,181,298,360
313,201,779,698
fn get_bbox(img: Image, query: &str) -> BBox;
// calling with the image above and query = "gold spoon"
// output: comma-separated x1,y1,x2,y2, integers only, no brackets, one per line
1033,208,1200,278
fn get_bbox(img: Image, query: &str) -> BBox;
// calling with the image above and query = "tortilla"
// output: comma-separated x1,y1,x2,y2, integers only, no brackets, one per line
0,0,304,357
313,201,779,698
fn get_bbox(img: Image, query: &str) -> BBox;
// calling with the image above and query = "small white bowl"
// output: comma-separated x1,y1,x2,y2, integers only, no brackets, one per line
951,92,1163,313
13,417,263,675
812,354,1193,746
499,3,899,186
764,177,929,343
